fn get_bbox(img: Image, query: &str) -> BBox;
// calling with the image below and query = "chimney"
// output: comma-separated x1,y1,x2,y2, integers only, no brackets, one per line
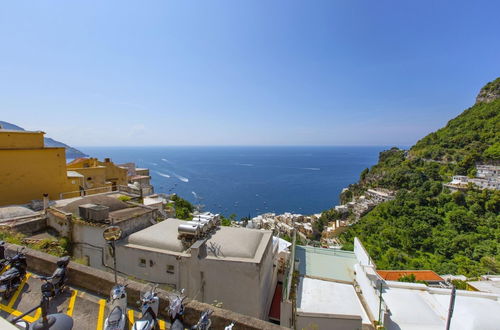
43,194,49,210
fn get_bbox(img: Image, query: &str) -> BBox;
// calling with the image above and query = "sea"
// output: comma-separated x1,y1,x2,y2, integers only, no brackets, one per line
77,146,388,218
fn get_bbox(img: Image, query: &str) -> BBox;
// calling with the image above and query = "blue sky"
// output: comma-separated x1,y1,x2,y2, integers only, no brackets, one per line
1,1,499,146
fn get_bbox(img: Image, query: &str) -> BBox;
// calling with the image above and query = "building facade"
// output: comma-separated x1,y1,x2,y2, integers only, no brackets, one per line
0,129,80,206
113,219,278,319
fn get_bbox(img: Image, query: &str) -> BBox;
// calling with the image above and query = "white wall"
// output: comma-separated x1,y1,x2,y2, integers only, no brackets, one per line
115,239,276,319
354,237,373,266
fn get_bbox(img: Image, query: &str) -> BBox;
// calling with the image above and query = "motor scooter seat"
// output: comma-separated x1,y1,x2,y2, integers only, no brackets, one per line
0,268,19,281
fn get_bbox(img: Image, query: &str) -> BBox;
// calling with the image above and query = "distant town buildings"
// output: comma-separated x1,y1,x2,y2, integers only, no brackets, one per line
444,165,500,191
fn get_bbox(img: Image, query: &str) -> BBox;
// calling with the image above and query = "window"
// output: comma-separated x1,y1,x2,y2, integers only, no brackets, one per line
167,265,175,274
139,258,146,268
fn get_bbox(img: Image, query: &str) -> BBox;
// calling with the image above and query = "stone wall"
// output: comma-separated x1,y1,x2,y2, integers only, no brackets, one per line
0,216,47,236
4,243,287,330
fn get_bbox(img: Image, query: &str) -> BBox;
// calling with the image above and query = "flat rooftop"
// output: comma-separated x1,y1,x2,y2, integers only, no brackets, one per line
382,281,500,330
467,280,500,294
109,207,152,222
54,195,129,215
295,246,357,282
297,277,370,325
122,218,273,262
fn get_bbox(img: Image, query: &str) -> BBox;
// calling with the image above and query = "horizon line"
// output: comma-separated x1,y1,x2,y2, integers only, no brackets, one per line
75,144,410,148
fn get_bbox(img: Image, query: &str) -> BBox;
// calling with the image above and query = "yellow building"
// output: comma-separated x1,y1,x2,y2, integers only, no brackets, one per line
66,157,128,192
0,130,81,206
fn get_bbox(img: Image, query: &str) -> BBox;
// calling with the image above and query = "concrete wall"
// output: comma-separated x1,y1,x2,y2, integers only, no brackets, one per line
354,263,380,323
3,243,287,330
46,208,72,237
2,217,47,236
72,222,107,268
114,210,155,237
354,237,374,267
296,313,362,330
0,131,44,149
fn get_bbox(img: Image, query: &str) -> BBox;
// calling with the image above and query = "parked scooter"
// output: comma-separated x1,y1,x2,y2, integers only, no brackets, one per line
103,283,128,330
38,256,70,297
0,241,11,273
11,277,74,329
225,323,235,330
0,247,27,299
168,289,186,330
191,309,213,330
132,284,159,330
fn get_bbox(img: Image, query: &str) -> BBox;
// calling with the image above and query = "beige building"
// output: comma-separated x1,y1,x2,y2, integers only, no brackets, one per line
114,219,278,319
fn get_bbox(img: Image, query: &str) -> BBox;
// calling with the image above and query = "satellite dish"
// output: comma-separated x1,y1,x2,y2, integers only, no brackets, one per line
103,226,122,242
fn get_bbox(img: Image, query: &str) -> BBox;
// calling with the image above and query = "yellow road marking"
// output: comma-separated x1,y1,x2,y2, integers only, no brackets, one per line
66,289,78,316
31,307,41,321
7,273,31,308
128,309,135,328
0,265,10,274
96,299,106,330
0,304,37,323
158,319,166,330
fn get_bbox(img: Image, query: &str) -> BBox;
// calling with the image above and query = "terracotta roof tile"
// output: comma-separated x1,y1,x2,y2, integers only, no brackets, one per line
377,270,444,282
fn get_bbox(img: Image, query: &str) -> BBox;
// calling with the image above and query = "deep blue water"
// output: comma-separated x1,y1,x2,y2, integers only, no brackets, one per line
77,146,387,218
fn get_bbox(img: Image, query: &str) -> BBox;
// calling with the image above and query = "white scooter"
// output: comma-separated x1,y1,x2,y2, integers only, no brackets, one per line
191,309,213,330
225,323,235,330
168,288,186,330
103,284,128,330
133,284,159,330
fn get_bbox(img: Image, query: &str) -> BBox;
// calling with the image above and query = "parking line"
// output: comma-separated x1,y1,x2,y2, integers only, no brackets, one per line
158,319,166,330
96,299,106,330
7,273,31,308
1,304,36,323
66,289,78,316
127,309,135,328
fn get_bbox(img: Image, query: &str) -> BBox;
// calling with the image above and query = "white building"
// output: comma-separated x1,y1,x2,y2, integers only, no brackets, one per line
114,218,278,319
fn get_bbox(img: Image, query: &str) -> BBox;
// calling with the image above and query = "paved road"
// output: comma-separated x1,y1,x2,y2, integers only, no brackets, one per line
0,270,171,329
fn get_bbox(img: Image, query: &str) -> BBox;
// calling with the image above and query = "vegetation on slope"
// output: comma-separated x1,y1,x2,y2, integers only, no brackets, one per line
337,78,500,277
411,77,500,163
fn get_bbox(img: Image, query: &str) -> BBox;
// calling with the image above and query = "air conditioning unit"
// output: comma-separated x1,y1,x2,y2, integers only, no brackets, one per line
78,204,109,222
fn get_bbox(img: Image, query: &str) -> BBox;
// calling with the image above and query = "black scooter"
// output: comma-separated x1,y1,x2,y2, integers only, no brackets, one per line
11,277,74,329
0,247,27,299
0,241,11,273
38,256,70,297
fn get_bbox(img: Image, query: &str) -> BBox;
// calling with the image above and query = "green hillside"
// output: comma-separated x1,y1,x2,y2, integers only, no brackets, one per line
411,77,500,164
337,78,500,277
